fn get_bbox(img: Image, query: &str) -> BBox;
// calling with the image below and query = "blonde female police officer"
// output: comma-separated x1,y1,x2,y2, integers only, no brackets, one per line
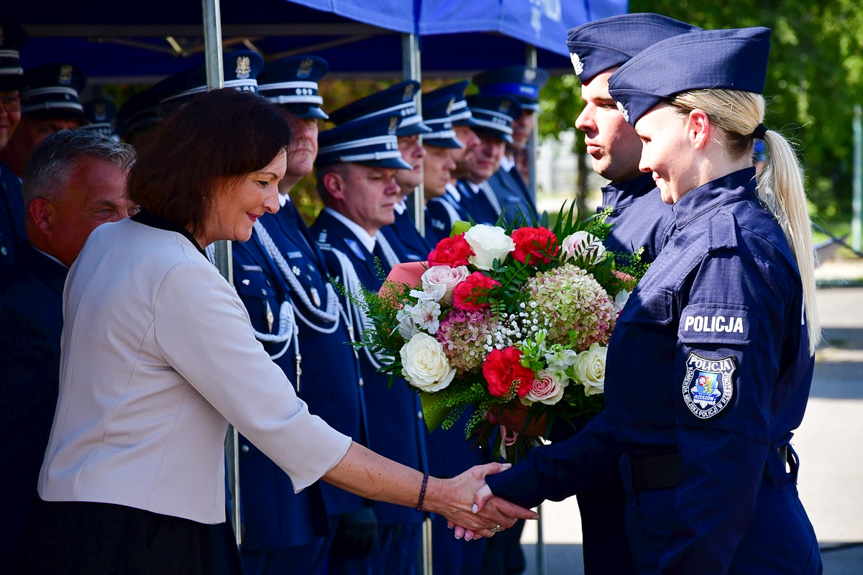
482,26,823,574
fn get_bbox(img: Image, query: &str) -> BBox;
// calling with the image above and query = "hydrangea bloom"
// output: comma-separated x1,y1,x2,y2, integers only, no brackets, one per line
525,263,617,349
435,308,498,372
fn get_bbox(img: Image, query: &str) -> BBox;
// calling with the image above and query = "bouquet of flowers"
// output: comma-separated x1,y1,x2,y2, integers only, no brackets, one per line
358,206,646,462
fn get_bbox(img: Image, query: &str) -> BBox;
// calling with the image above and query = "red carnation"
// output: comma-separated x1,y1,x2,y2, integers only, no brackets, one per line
483,347,535,398
511,227,559,265
453,272,500,311
428,234,474,267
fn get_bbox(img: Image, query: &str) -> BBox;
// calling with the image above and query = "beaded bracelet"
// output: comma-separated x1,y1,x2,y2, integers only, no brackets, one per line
416,472,430,512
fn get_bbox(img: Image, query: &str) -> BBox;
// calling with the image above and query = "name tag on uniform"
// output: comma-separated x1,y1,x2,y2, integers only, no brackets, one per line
286,251,303,259
678,304,754,345
241,265,262,272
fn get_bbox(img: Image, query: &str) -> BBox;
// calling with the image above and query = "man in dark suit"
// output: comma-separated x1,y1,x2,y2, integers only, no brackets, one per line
473,66,548,224
0,129,136,560
311,114,428,575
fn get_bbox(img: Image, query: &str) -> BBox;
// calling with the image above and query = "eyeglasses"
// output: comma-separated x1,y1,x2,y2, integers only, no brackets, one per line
0,93,21,113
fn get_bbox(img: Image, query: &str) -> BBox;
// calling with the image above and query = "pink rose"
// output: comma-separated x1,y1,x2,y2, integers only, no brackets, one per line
421,265,469,307
521,371,565,406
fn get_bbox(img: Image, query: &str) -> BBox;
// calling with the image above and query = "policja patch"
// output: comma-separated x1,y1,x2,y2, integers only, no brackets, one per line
682,352,735,419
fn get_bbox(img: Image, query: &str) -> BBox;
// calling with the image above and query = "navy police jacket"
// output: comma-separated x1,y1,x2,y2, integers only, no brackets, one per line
455,179,500,226
231,201,369,550
311,209,428,526
488,168,816,573
599,172,674,264
380,203,432,262
0,161,25,275
486,164,538,225
425,195,469,245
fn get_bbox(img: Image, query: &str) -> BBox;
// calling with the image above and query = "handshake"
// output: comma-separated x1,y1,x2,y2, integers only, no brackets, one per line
423,462,537,540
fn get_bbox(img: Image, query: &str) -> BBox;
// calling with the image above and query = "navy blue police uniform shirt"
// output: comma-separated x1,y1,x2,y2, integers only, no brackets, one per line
231,200,369,549
0,245,67,558
425,194,470,245
487,164,538,225
487,168,816,573
311,209,428,526
599,172,674,264
455,179,499,226
380,203,432,262
0,161,26,274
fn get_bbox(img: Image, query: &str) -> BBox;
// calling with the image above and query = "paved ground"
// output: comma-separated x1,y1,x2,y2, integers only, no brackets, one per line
518,259,863,574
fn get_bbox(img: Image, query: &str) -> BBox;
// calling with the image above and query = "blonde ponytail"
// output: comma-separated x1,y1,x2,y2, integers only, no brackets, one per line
671,90,821,354
756,130,820,354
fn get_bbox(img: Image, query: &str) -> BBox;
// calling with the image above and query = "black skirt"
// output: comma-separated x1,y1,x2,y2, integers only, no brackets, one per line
15,499,221,575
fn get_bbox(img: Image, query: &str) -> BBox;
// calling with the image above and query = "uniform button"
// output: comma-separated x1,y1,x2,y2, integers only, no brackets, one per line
241,445,250,453
358,378,364,387
1,247,6,256
241,279,250,285
417,411,424,420
261,288,267,296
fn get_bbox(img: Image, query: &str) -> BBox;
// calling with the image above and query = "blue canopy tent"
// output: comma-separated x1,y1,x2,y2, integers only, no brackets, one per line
9,0,626,80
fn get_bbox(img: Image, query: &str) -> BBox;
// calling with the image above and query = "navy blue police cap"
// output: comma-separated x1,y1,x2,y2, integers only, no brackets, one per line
472,66,548,112
422,81,478,128
420,90,465,149
79,98,118,138
608,27,772,127
465,94,522,144
328,80,431,137
316,114,412,170
19,63,86,120
158,50,264,110
258,55,329,120
117,84,171,140
566,13,700,84
0,23,27,91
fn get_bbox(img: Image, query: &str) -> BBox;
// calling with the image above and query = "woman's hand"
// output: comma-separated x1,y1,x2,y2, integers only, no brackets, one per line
423,462,538,540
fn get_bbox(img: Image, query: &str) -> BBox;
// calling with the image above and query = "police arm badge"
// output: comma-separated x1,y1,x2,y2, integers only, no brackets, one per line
682,352,735,419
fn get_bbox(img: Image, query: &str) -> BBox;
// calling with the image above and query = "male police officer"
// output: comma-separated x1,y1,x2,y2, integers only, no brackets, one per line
473,66,547,223
422,81,478,244
0,63,87,177
329,81,433,262
311,114,428,575
566,14,699,264
0,23,27,275
451,94,522,226
230,55,376,575
0,130,136,561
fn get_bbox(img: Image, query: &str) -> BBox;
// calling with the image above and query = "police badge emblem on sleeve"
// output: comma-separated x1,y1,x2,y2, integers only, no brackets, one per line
682,352,735,419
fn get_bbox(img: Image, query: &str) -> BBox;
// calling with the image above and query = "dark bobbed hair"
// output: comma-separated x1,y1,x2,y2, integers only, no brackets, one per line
128,88,292,236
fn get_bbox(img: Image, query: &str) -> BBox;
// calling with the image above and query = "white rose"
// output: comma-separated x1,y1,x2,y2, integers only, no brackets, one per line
421,265,469,306
573,343,607,396
464,225,515,270
561,231,606,264
544,348,578,385
521,371,565,406
400,333,456,392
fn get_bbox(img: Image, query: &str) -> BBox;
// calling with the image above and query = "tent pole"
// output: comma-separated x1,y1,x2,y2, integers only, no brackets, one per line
525,45,539,211
202,0,242,549
402,33,426,238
